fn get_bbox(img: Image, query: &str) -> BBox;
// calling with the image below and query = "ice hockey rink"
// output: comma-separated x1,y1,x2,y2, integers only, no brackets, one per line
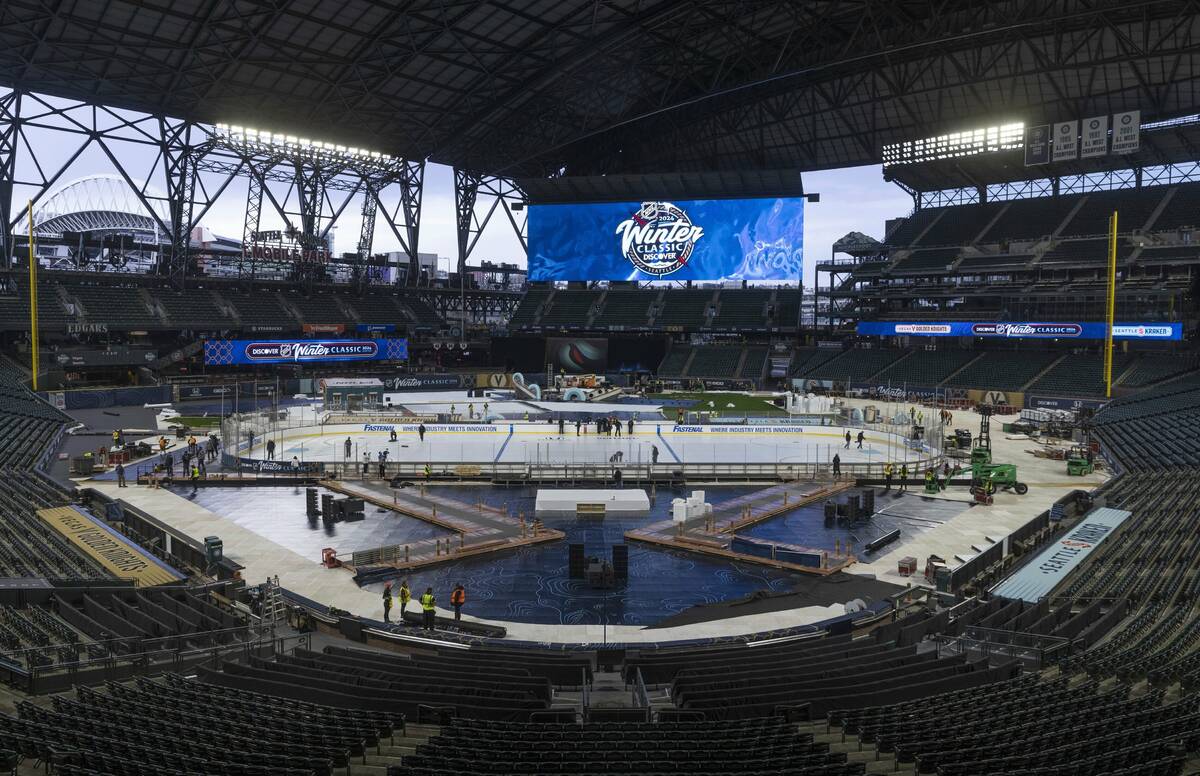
244,422,923,466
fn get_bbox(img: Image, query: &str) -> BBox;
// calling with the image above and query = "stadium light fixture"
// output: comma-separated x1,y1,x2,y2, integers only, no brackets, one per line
883,121,1025,167
212,123,397,165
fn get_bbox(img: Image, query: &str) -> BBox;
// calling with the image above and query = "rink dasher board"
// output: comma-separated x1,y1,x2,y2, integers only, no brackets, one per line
284,422,905,438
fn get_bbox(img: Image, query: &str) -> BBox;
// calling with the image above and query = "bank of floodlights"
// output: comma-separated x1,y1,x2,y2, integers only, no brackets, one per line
882,122,1024,167
213,122,393,166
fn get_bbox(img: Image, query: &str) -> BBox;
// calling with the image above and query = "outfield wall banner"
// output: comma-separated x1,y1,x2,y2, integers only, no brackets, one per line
854,384,968,402
967,389,1025,410
476,373,514,389
1025,395,1109,411
528,196,804,281
383,374,468,391
204,338,408,365
546,337,608,374
857,321,1182,341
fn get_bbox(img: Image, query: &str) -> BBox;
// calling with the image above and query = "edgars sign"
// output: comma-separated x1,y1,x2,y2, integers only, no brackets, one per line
204,338,408,366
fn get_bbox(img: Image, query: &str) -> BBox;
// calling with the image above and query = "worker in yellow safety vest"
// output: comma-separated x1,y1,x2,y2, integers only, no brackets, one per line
420,588,436,631
884,463,894,491
398,580,411,617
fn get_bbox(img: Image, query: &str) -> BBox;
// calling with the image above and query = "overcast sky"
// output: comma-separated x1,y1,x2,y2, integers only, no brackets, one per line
14,119,913,287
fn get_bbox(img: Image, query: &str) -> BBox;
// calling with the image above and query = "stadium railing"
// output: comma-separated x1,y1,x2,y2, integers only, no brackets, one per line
0,622,306,695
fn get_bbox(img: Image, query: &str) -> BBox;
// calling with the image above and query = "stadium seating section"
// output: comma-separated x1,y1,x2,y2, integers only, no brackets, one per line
0,278,73,329
893,184,1200,251
800,348,906,382
66,284,158,327
1120,353,1200,388
154,289,230,329
653,291,712,328
711,290,770,328
1027,353,1134,397
740,348,768,380
686,348,743,378
347,293,403,324
942,350,1062,392
871,349,980,387
656,348,691,377
507,287,550,327
790,348,844,377
401,296,445,327
590,290,652,328
0,587,250,679
0,471,105,579
225,292,296,328
538,289,602,327
0,363,70,470
285,293,353,326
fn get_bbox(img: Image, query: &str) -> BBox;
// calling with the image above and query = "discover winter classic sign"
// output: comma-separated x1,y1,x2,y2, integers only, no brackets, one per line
203,338,408,366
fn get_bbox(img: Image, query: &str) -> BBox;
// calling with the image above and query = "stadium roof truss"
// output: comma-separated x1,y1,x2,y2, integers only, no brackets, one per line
0,88,425,287
3,0,1197,175
2,0,1200,282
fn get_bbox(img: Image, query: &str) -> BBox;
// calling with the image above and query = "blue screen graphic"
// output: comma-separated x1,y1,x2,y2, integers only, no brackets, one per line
856,321,1182,341
204,338,408,366
528,197,805,281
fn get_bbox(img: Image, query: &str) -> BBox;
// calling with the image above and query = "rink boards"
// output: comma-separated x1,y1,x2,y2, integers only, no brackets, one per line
242,421,928,468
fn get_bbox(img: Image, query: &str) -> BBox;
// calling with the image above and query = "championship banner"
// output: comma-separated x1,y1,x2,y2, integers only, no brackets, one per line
1111,110,1140,154
529,196,804,282
1023,125,1051,165
1081,116,1109,158
204,338,408,366
857,321,1182,341
1051,121,1078,162
37,507,185,587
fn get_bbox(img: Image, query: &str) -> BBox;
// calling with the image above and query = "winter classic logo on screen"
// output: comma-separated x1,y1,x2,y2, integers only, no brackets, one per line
615,201,704,276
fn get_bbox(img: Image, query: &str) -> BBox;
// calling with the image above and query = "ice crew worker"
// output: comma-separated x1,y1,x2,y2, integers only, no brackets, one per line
900,464,909,492
844,430,852,449
382,582,394,623
832,453,841,477
884,462,894,491
112,430,120,447
116,462,127,487
266,439,276,460
451,584,466,621
344,437,352,459
398,580,411,616
420,588,436,630
418,423,426,442
856,431,865,449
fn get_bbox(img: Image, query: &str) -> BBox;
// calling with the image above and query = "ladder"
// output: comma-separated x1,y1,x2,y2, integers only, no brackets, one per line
260,575,286,625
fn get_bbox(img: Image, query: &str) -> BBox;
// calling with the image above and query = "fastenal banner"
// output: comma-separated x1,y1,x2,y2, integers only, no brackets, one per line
204,338,408,365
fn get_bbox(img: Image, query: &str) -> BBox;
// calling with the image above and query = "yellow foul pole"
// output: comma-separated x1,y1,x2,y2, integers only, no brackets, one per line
27,200,39,391
1104,211,1118,398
